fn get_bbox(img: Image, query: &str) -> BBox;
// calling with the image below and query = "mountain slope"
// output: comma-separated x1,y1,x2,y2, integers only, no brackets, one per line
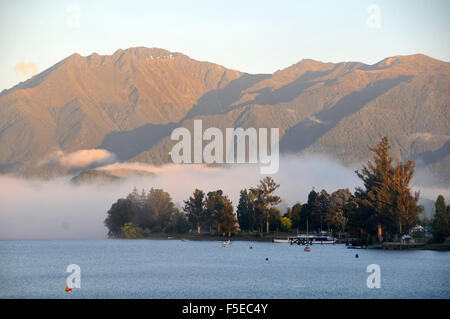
0,47,242,175
0,49,448,184
130,54,450,183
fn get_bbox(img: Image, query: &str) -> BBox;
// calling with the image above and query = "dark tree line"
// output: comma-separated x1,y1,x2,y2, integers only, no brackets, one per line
104,137,448,243
103,177,282,238
104,186,240,238
432,195,450,243
237,186,353,234
236,137,430,242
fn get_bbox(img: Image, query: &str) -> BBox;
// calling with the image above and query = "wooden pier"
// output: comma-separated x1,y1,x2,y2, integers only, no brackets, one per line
288,237,313,245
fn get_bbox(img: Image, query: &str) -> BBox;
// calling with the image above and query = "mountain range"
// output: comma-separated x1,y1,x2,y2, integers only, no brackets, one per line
0,47,448,184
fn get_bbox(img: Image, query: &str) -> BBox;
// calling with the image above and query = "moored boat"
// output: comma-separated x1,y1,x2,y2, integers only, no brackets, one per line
273,239,290,243
222,240,231,247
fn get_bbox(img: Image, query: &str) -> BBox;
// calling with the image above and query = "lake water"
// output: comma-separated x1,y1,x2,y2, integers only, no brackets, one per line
0,239,449,298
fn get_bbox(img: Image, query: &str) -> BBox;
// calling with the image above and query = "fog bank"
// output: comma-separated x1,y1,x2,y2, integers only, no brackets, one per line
0,155,448,239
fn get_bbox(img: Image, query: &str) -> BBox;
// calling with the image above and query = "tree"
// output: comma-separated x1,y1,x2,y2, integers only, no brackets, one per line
432,195,449,243
354,137,393,237
166,210,192,234
447,205,450,222
183,189,205,234
317,189,330,231
343,194,360,237
268,207,282,231
287,203,302,230
280,217,292,231
121,222,145,239
354,137,421,240
447,205,450,224
139,188,176,232
250,176,281,233
388,161,422,233
236,189,256,231
126,187,146,209
205,190,222,233
326,189,352,235
205,190,237,235
104,198,139,237
220,200,238,236
127,187,141,203
301,189,320,231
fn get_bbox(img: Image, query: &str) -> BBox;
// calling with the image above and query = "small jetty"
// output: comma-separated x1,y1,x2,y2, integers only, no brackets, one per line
288,235,336,245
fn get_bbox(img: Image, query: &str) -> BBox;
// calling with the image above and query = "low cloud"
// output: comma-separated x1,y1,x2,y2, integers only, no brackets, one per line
309,116,324,124
98,162,220,174
42,149,116,169
0,155,448,239
14,60,38,76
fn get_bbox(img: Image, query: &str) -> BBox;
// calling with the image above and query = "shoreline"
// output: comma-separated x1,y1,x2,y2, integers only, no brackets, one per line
132,233,277,242
3,235,447,251
120,234,450,250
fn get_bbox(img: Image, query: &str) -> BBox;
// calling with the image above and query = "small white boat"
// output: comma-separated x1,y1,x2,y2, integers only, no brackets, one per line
273,239,289,243
310,235,336,244
347,245,365,249
222,240,231,247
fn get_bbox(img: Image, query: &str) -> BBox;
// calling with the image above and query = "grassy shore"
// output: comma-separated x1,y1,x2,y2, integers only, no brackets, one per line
364,241,450,251
422,242,450,251
136,232,297,242
119,233,450,250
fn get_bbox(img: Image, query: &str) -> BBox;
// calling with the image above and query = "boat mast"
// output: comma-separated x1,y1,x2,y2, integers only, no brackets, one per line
306,219,309,236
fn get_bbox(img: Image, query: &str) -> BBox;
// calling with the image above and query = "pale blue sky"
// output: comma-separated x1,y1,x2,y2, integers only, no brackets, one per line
1,0,449,91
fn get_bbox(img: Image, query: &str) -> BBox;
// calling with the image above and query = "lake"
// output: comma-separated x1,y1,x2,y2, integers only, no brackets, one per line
0,239,449,298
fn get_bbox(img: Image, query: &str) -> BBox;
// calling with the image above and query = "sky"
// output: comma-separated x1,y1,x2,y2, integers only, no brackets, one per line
0,0,449,91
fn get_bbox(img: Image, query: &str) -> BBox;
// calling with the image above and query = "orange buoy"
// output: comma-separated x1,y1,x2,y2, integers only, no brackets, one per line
65,286,72,292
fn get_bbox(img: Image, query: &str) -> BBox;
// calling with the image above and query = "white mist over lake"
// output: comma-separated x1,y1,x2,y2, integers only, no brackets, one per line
0,155,448,239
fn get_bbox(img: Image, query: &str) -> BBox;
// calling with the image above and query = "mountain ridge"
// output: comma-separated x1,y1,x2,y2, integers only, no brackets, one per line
0,47,448,184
